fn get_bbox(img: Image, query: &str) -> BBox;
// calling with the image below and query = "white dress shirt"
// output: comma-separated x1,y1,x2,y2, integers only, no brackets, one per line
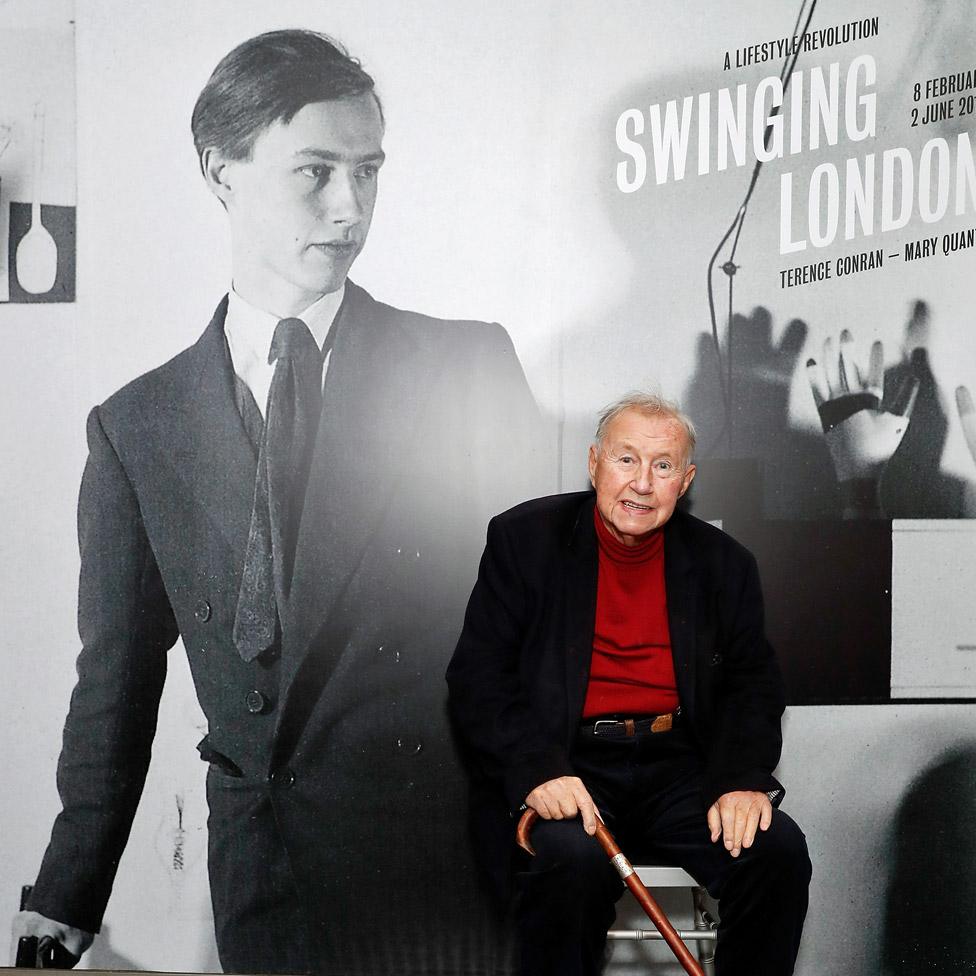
223,284,345,419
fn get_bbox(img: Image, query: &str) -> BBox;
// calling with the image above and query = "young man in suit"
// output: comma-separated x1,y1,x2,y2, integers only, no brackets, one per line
13,29,542,974
447,393,811,976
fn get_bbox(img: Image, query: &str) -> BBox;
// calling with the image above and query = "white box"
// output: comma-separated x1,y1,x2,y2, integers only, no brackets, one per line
891,520,976,698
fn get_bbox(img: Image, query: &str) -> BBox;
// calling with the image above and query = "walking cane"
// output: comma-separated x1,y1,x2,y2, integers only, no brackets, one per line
517,808,706,976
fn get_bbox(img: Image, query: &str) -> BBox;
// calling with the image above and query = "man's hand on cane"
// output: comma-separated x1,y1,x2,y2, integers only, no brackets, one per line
525,777,600,835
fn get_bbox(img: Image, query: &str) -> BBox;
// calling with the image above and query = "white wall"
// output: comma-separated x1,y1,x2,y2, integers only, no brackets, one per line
3,1,975,972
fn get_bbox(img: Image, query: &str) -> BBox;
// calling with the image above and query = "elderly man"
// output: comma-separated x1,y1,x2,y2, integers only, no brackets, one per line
13,29,541,975
447,393,811,976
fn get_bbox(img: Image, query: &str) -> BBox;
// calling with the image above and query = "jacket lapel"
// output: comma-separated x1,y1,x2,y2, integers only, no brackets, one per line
563,496,600,727
279,283,425,690
145,297,257,564
664,512,699,722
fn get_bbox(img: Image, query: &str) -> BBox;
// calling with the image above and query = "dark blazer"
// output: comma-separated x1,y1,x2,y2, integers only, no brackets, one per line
29,282,546,972
446,490,786,886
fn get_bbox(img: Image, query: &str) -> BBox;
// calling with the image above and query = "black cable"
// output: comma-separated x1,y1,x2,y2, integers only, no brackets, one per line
705,0,818,456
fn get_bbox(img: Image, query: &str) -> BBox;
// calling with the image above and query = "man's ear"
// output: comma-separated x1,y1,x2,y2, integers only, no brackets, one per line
201,147,235,205
587,444,598,487
678,463,696,498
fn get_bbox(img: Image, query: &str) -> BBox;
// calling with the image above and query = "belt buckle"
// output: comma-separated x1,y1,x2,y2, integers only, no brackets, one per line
650,712,673,733
592,719,620,736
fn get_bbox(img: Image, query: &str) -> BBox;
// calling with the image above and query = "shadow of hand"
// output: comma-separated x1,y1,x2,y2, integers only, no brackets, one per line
683,306,838,519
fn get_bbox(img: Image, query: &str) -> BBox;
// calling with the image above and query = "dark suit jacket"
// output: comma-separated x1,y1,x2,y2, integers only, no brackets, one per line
446,490,786,889
29,282,545,970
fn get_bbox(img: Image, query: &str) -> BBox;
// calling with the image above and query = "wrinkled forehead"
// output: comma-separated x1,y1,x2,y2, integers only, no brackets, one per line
602,411,690,455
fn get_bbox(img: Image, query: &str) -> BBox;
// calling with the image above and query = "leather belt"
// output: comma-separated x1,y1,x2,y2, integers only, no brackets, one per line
580,708,681,738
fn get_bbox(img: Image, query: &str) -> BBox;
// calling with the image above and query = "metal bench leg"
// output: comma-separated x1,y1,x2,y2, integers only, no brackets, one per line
691,886,717,976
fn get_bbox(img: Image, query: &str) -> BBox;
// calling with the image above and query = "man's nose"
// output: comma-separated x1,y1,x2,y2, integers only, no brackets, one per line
321,171,363,225
631,467,654,493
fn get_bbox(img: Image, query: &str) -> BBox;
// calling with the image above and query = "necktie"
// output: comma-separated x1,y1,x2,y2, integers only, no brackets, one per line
233,318,323,661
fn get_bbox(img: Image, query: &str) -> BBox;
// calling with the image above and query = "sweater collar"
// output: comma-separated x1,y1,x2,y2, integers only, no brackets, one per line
593,505,664,563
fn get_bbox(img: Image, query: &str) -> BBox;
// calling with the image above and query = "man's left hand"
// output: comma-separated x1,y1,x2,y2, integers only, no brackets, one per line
707,790,772,858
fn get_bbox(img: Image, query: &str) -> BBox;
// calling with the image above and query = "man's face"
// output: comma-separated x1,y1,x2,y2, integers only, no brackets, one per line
212,92,385,313
587,409,696,546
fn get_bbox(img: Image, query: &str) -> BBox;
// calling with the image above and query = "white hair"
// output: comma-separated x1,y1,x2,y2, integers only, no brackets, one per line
593,392,697,462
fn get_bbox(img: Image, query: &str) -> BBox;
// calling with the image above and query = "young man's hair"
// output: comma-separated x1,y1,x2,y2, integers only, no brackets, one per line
191,29,381,165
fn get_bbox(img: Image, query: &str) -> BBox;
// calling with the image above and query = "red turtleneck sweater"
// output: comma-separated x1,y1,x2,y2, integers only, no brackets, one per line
581,507,679,718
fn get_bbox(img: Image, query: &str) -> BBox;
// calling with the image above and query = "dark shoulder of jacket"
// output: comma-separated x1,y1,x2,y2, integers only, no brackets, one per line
96,298,227,432
669,507,757,569
491,490,593,538
351,281,512,351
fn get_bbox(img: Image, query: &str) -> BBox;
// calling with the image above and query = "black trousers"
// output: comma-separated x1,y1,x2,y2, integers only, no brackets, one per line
515,723,811,976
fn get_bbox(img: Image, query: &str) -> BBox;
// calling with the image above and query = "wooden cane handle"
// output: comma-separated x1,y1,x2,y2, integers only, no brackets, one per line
515,808,706,976
516,806,540,854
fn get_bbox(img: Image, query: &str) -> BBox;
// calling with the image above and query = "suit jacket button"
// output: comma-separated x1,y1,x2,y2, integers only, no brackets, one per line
711,653,723,665
270,768,295,788
194,600,212,623
395,737,423,755
377,644,401,663
245,690,269,714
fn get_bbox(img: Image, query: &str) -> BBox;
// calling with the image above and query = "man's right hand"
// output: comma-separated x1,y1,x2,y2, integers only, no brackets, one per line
9,911,93,966
525,776,600,835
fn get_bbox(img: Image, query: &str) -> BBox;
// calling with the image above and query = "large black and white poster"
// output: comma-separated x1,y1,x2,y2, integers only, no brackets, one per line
3,2,975,974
